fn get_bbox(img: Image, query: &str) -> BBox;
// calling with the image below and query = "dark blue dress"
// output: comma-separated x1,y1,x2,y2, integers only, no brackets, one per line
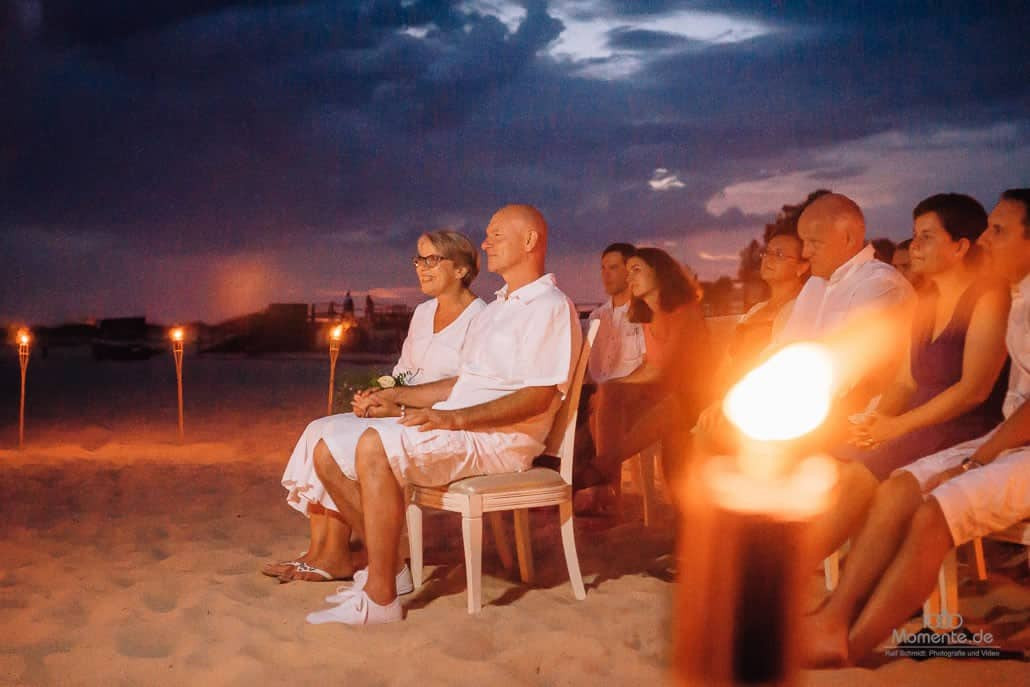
852,283,1008,480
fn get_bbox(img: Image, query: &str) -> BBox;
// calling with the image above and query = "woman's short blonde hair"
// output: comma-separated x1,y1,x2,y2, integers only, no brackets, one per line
421,230,480,287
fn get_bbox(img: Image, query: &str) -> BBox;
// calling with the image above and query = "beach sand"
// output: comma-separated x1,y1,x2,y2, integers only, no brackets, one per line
0,353,1027,685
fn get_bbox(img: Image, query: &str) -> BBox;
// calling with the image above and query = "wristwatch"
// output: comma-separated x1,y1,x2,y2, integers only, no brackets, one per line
959,458,983,473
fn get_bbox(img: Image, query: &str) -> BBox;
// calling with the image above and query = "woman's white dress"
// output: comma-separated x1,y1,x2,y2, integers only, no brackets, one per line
281,297,486,514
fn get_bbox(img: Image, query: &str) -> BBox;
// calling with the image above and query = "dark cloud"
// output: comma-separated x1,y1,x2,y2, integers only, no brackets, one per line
1,0,1028,323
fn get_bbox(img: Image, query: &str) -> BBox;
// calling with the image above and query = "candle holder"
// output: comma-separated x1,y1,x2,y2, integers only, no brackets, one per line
16,328,30,448
328,324,344,415
674,343,838,686
170,327,185,440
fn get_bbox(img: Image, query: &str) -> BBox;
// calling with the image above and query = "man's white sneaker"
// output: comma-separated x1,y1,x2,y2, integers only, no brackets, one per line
306,590,403,625
325,564,415,604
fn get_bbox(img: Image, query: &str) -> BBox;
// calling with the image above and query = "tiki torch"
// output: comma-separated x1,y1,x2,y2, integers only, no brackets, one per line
16,328,30,448
328,324,344,415
675,344,839,687
170,327,185,440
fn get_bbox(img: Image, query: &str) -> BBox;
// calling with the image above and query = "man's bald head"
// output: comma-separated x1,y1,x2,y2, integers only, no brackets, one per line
797,193,867,278
482,204,548,282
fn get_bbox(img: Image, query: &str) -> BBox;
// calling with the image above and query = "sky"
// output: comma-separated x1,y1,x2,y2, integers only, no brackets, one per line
1,0,1028,325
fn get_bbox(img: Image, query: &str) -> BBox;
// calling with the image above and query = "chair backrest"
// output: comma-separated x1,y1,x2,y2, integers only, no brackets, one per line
543,319,600,484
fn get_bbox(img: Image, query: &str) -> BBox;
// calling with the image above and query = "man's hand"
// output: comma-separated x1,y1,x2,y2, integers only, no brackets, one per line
398,408,462,432
923,465,965,492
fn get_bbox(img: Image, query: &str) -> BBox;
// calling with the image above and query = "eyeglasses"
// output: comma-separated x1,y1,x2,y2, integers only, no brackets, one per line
759,249,800,261
412,254,450,269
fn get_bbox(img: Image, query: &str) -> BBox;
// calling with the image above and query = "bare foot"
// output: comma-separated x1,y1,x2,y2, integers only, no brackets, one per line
277,555,355,583
800,610,850,668
260,552,309,578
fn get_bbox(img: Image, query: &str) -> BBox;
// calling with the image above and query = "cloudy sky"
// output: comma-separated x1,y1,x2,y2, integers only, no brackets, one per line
2,0,1028,324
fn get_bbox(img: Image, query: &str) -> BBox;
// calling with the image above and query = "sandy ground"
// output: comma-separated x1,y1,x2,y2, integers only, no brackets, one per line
0,352,1027,686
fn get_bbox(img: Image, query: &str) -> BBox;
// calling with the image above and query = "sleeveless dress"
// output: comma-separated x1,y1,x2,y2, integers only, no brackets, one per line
281,298,485,514
852,284,1008,480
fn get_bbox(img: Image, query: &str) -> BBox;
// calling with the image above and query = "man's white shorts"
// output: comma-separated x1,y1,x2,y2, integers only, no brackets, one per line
899,429,1030,546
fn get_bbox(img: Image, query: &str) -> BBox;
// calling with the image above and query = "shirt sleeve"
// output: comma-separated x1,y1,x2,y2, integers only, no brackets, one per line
392,302,424,378
516,296,581,398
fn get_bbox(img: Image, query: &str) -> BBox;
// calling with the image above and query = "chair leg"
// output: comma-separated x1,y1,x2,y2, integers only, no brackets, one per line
513,509,535,584
488,511,514,573
972,537,987,581
461,514,483,614
405,502,424,588
639,445,657,527
559,500,586,600
823,550,840,591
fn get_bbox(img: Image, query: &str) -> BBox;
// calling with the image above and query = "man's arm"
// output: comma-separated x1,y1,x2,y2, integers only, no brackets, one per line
354,377,458,416
399,386,559,432
971,401,1030,465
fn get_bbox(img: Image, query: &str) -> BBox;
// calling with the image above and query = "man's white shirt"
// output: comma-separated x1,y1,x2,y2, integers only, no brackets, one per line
587,298,646,383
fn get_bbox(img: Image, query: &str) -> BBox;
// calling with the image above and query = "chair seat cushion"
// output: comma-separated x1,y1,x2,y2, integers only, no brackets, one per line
443,467,567,495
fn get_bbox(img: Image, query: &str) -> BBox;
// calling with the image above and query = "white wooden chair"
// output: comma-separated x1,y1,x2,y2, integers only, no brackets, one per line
405,320,600,613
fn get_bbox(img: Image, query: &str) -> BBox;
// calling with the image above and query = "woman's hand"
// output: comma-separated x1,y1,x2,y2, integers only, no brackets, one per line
351,388,399,417
848,411,904,449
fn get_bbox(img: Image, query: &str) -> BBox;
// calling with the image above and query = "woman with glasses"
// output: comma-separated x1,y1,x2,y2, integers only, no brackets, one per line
721,229,810,387
267,230,485,582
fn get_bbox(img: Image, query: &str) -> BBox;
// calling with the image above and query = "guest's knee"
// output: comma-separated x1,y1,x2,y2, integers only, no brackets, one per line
909,499,953,549
355,429,389,478
313,439,335,479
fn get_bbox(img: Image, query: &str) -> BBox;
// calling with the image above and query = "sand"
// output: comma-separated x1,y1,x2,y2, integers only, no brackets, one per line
0,352,1027,686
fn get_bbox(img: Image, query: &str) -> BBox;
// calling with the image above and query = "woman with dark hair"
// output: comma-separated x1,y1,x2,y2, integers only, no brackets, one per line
581,247,713,502
813,192,1011,558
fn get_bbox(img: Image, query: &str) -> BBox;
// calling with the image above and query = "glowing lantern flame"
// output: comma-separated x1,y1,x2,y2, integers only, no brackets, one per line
724,343,834,442
17,329,30,346
330,325,344,341
170,328,184,342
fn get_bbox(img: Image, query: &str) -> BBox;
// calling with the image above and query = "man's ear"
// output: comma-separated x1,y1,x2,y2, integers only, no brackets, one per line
524,229,540,252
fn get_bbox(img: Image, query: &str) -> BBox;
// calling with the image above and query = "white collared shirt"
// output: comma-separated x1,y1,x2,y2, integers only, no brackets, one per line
587,298,645,383
392,297,487,384
1004,273,1030,419
774,244,914,346
435,273,581,444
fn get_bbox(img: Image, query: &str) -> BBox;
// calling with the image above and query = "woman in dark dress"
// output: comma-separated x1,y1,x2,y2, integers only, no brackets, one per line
814,193,1010,559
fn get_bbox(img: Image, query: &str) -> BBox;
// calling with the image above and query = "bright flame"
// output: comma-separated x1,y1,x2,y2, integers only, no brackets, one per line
723,343,834,442
17,329,30,346
330,325,344,341
170,327,184,342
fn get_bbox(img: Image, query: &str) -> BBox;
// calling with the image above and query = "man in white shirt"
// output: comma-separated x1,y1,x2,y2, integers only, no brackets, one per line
803,188,1030,667
587,243,646,384
305,204,580,625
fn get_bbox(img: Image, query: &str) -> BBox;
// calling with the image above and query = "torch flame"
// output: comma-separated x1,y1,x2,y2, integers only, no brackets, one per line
17,329,30,346
723,343,834,442
170,327,184,342
330,325,344,341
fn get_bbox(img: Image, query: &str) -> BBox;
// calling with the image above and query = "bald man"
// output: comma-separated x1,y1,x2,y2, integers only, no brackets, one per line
775,193,913,345
303,204,581,624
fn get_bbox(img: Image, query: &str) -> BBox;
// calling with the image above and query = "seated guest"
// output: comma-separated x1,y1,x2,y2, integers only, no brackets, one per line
803,188,1030,667
267,230,486,582
698,193,914,445
584,248,712,496
845,194,1009,477
892,238,917,285
719,227,810,390
301,204,580,624
812,194,1010,559
587,242,646,385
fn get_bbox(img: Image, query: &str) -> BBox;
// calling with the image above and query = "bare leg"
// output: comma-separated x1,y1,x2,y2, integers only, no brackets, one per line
279,439,361,580
352,429,405,606
809,460,880,560
847,498,954,662
802,472,923,667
